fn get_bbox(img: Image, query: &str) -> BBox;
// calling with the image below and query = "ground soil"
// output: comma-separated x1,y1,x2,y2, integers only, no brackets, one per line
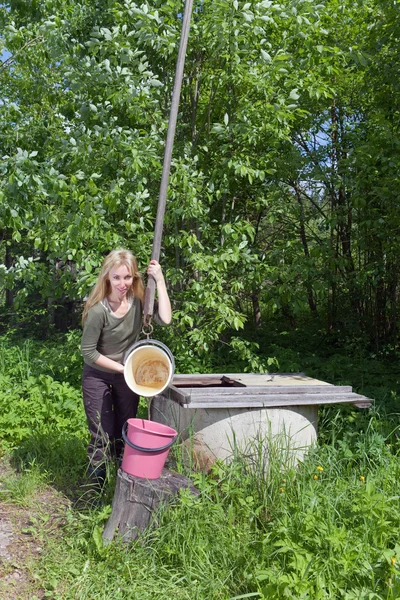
0,458,70,600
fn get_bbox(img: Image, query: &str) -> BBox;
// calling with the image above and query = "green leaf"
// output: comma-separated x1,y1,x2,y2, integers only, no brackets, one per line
261,49,272,63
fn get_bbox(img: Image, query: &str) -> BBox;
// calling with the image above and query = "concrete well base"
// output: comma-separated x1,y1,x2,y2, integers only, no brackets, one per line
151,396,318,471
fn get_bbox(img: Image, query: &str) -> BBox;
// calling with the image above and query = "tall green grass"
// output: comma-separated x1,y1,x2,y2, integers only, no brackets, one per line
0,332,399,599
28,425,400,600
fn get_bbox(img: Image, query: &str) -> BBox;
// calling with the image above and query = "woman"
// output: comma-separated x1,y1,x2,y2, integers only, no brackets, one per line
81,249,172,482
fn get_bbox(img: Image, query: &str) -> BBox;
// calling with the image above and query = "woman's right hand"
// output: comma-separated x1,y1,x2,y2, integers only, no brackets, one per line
94,354,125,374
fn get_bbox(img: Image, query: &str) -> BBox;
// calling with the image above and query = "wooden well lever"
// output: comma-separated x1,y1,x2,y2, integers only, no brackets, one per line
143,0,194,323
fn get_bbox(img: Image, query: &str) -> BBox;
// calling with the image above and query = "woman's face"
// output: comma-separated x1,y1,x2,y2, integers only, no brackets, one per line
107,264,133,299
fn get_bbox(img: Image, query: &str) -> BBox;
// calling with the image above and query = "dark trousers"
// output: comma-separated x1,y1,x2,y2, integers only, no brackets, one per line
82,363,139,468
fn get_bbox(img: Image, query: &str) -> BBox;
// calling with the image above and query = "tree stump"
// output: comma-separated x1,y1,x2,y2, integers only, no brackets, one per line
102,468,199,545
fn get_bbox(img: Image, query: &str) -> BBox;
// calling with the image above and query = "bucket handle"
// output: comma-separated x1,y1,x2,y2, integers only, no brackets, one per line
123,338,175,368
122,422,177,453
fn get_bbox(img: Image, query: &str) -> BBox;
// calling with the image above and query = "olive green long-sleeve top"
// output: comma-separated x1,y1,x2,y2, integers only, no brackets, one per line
81,298,164,373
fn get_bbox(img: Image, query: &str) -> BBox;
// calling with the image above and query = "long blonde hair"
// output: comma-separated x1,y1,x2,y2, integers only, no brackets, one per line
82,249,144,323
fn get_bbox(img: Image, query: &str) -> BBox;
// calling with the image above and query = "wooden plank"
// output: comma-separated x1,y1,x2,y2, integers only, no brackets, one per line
173,372,306,379
224,374,310,386
354,400,373,408
185,392,361,403
172,373,334,388
166,385,190,403
194,385,351,395
179,394,372,409
171,376,246,388
166,374,373,410
169,385,352,400
172,373,333,387
173,378,224,387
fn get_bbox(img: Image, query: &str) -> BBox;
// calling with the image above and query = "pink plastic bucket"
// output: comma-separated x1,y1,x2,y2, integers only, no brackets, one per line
121,418,177,480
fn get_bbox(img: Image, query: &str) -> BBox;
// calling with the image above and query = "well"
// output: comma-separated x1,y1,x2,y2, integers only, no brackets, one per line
151,373,372,469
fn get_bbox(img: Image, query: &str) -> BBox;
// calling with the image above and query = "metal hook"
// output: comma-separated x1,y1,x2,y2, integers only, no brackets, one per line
141,316,154,340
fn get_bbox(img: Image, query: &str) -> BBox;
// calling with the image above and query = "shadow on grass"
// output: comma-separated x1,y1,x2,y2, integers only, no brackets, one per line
9,433,121,511
10,433,87,496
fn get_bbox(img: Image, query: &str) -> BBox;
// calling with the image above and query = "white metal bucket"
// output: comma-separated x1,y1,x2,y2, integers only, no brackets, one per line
124,339,175,397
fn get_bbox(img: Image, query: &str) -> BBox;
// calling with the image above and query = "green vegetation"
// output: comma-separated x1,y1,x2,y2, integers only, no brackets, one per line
2,0,400,362
1,0,400,597
0,332,399,599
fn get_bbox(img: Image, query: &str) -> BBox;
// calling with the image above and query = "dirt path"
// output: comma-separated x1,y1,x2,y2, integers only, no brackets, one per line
0,460,70,600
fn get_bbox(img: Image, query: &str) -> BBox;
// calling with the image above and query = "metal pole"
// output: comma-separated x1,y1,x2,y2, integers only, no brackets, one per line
143,0,194,322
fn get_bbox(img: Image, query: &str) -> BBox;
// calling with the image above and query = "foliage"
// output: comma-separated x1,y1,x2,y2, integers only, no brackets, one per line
0,335,87,490
0,334,398,598
19,413,400,600
2,0,400,359
1,0,400,594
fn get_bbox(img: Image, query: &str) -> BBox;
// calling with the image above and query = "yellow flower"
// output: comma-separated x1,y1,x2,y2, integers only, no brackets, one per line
279,487,284,492
360,476,365,482
391,557,396,566
313,475,318,480
317,466,324,471
282,479,287,483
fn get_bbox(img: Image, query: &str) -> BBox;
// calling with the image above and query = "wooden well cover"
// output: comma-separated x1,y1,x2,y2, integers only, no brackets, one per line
166,373,372,409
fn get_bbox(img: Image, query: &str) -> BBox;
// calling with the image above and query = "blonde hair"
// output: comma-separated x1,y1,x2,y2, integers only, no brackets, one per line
82,249,144,323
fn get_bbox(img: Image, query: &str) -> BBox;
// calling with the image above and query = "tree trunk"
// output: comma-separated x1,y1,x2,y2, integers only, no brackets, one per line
293,184,317,313
251,291,261,327
103,468,199,545
387,259,398,342
4,232,14,310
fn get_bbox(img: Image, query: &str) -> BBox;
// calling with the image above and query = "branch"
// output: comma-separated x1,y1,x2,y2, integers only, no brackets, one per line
0,36,44,74
294,132,335,198
287,180,328,220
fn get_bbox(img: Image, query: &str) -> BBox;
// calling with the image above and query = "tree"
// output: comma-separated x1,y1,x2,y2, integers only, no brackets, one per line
2,0,400,359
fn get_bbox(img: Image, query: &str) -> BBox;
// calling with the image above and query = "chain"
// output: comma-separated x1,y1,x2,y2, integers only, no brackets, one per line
142,315,154,340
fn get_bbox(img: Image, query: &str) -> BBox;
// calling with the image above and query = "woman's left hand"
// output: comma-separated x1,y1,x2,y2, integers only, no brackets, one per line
146,260,172,324
147,260,164,284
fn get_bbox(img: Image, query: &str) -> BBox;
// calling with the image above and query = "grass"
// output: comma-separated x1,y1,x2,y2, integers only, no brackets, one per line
0,461,46,504
0,331,399,599
24,428,400,600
